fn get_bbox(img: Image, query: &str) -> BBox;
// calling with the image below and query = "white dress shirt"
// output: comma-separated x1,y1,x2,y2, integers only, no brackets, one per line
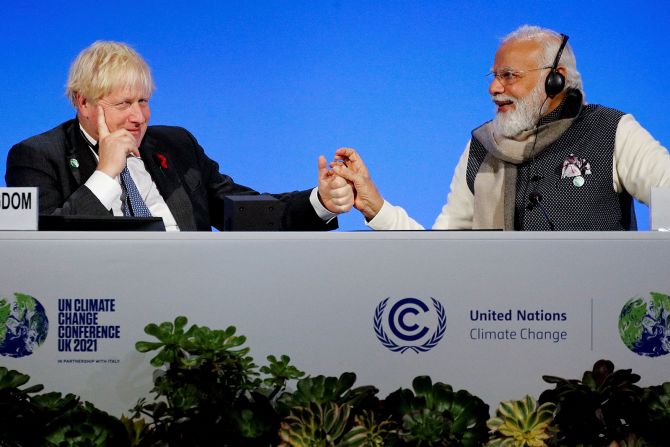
81,125,180,231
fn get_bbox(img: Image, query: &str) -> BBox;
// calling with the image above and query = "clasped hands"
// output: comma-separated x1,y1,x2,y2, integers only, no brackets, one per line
317,148,383,220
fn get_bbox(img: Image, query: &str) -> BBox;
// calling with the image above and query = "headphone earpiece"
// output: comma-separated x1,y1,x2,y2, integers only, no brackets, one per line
545,34,569,98
545,70,565,97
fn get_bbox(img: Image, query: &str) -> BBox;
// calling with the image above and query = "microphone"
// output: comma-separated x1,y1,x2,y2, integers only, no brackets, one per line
528,191,542,205
528,192,556,230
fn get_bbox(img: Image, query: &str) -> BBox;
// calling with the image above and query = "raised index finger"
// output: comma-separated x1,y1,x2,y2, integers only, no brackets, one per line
96,105,110,139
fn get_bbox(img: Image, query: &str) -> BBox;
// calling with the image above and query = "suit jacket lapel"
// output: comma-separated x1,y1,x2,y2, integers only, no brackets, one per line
139,134,197,231
65,120,98,188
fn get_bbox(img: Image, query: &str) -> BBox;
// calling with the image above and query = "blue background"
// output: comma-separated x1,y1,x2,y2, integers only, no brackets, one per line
2,0,668,230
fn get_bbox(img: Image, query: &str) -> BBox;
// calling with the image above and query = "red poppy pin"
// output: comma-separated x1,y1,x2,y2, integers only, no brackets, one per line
155,152,168,169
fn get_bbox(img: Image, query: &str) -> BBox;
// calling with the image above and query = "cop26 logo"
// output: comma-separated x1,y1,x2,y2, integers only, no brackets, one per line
374,297,446,353
619,291,670,357
0,293,49,358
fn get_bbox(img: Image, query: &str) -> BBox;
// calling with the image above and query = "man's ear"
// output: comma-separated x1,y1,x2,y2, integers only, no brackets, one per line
557,66,568,80
75,93,90,118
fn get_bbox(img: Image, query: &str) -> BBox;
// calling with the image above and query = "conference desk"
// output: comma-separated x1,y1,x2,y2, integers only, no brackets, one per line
1,231,668,416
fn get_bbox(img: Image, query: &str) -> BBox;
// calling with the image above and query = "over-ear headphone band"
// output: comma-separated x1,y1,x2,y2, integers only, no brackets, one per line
551,34,569,70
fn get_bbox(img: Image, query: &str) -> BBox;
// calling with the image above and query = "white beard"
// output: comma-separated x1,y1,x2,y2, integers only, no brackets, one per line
492,81,547,138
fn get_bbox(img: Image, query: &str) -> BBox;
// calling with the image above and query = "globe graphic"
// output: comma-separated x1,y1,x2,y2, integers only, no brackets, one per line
0,293,49,358
619,291,670,357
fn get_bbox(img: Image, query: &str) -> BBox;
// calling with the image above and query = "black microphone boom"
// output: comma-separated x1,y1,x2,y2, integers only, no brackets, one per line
528,192,556,230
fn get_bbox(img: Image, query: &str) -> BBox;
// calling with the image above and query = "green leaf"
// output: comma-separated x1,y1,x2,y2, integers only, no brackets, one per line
134,341,163,353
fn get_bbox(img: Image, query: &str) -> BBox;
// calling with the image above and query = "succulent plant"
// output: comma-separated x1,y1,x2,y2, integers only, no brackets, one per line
260,354,306,400
539,359,646,446
0,367,46,446
279,404,396,447
347,410,397,446
276,372,392,446
40,396,128,447
0,367,127,446
640,381,670,444
277,372,379,417
12,314,670,447
132,316,305,446
383,375,490,446
278,401,353,446
487,395,555,447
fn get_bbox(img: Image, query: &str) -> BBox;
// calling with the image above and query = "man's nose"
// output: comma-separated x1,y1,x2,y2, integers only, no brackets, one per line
128,102,146,123
489,76,505,96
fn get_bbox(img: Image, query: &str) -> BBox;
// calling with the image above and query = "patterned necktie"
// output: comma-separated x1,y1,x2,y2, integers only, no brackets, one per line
83,133,152,217
120,166,152,217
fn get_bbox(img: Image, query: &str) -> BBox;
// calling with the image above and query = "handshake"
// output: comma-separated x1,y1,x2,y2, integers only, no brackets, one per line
317,148,384,221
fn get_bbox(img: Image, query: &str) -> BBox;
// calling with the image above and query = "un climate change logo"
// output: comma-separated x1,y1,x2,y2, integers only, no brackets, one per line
619,291,670,358
374,297,446,353
0,293,49,358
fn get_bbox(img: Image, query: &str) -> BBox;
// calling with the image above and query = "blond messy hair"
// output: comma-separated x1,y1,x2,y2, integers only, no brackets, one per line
66,41,154,107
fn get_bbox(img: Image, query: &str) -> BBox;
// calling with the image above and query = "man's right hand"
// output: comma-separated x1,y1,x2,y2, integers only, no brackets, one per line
330,148,384,221
96,105,140,178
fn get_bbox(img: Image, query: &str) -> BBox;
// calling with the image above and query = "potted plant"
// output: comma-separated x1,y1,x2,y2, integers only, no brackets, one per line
539,359,646,446
486,395,555,447
382,375,490,446
132,316,304,446
0,366,127,446
639,381,670,445
277,373,395,446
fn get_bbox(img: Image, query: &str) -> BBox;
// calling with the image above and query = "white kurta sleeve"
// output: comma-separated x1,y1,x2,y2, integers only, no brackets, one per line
614,114,670,205
366,140,475,230
431,140,474,229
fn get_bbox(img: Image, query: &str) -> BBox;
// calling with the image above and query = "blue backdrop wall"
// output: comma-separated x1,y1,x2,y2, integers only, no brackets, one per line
2,1,668,230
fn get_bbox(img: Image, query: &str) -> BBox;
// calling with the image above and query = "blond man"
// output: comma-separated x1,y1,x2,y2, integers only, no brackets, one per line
6,41,352,231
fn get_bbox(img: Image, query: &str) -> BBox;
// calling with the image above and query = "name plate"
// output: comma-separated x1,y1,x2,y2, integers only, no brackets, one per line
651,187,670,231
0,187,38,230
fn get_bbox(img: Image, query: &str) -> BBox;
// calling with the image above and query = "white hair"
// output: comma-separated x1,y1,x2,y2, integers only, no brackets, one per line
502,25,583,93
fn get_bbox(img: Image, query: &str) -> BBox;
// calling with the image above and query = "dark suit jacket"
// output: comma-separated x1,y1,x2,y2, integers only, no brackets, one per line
5,119,337,231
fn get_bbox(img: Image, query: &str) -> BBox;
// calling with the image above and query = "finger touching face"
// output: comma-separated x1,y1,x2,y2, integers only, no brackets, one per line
96,105,110,139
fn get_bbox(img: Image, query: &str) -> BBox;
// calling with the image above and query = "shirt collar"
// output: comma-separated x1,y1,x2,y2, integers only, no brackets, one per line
79,123,97,147
78,123,99,161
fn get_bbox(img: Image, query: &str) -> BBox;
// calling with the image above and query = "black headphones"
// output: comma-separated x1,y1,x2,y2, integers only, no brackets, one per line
545,33,569,98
